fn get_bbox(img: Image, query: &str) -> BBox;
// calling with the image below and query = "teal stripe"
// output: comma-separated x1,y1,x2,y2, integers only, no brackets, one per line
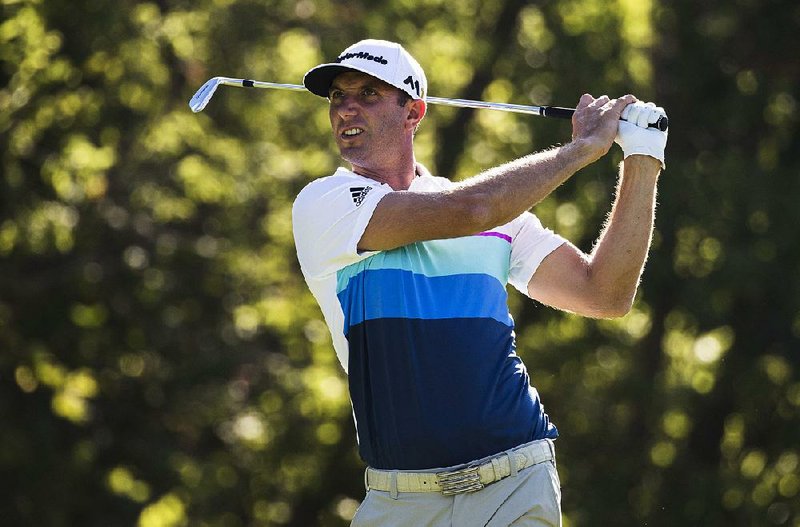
337,236,511,293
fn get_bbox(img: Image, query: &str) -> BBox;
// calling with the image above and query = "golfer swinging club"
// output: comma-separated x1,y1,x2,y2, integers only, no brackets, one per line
292,39,667,526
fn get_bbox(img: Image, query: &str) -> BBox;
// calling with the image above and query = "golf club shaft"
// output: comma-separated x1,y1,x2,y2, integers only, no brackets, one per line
190,77,669,131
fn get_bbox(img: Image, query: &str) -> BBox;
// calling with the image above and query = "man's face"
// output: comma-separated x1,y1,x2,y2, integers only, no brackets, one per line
328,71,413,171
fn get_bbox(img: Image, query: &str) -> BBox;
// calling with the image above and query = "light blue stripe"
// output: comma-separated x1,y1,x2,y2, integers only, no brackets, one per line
337,268,512,331
336,236,511,293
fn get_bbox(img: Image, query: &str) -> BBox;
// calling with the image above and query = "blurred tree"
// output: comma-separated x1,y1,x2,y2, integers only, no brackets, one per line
1,0,798,526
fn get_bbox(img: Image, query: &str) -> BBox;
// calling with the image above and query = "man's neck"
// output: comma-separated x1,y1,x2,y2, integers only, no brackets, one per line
350,157,418,191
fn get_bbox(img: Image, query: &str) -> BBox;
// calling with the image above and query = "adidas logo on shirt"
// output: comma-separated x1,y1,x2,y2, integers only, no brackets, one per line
350,186,372,206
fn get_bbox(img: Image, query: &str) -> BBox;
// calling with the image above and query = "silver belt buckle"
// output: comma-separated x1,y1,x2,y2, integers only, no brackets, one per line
436,466,484,496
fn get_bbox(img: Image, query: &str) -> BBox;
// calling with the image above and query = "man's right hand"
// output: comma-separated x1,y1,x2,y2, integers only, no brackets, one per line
570,94,637,164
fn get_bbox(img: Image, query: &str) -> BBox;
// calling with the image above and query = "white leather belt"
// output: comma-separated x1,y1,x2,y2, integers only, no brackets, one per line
365,439,554,496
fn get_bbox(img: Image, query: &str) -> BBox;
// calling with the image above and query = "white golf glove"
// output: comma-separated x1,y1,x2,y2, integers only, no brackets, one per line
614,101,668,169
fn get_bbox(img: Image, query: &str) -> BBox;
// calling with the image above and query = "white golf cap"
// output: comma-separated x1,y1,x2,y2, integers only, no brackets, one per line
303,39,427,101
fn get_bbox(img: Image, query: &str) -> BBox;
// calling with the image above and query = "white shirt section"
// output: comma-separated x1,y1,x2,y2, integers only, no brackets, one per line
507,211,566,296
291,166,566,371
292,167,392,279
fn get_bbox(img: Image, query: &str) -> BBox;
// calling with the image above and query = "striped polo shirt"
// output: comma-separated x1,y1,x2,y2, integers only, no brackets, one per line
292,167,565,470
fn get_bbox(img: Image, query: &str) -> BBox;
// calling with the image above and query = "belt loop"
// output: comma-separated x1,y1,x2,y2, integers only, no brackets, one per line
390,470,399,500
547,439,556,467
506,450,518,477
364,468,370,492
490,457,502,482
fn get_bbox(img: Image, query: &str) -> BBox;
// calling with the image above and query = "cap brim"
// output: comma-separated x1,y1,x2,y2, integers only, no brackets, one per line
302,64,359,98
303,63,413,98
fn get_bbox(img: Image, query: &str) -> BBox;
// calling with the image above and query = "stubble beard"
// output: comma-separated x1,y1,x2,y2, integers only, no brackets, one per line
338,142,371,170
337,130,392,174
335,110,409,174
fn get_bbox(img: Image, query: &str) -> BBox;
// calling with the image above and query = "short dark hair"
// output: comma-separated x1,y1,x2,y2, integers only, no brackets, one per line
396,91,412,107
395,90,421,135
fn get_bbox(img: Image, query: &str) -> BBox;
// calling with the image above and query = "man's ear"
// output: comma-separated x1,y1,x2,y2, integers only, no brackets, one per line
406,99,426,131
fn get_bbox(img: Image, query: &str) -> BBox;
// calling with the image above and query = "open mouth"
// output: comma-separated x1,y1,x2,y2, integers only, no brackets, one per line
342,127,364,138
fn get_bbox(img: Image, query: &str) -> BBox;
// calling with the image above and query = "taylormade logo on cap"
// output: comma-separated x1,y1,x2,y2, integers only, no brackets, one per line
303,39,427,101
335,51,389,66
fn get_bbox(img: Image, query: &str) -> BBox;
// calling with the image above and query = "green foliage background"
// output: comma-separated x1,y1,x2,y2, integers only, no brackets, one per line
1,0,799,525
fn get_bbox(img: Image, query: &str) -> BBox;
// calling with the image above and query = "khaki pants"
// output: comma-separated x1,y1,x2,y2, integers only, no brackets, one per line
351,440,562,527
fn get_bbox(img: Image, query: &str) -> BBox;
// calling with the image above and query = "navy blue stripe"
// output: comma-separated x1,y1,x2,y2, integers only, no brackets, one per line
347,317,557,470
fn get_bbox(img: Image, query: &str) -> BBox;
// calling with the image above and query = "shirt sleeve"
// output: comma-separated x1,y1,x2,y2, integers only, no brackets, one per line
507,211,566,297
292,171,392,279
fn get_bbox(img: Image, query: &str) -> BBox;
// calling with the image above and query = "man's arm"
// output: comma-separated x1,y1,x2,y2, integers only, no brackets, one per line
527,155,660,318
358,94,635,251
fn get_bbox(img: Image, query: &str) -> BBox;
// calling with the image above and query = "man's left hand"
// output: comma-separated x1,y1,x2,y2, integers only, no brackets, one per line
615,101,668,169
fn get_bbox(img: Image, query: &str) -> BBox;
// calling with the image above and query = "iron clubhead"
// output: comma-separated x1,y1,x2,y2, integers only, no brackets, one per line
189,77,222,113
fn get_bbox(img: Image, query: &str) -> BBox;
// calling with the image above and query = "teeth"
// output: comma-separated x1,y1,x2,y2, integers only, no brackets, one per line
343,128,363,136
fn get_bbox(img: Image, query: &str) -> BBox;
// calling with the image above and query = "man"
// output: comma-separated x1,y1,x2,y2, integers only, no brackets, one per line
292,39,667,526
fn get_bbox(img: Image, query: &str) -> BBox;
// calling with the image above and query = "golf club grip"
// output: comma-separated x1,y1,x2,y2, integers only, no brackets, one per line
540,106,575,120
542,106,669,131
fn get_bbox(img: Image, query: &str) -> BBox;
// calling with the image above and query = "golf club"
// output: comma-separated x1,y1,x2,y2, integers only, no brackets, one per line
188,76,669,131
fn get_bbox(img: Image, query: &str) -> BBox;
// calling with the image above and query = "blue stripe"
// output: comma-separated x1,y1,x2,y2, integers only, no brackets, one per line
337,268,511,332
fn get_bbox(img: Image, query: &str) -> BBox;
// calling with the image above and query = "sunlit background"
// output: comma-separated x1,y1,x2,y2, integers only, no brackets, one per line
1,0,799,525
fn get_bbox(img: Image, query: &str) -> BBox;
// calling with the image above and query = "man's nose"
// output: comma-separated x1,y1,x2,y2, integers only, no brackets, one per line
336,94,360,117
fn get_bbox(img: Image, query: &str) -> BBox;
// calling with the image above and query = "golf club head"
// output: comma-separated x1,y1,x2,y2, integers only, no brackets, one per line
189,77,222,113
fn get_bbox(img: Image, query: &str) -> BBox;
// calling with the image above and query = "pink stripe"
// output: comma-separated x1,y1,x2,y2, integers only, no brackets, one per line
476,231,512,243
